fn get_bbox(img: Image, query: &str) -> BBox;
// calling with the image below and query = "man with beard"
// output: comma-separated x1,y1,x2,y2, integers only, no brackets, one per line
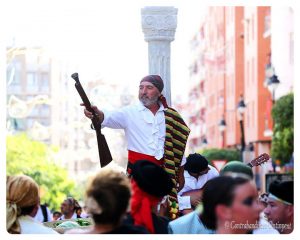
82,75,190,219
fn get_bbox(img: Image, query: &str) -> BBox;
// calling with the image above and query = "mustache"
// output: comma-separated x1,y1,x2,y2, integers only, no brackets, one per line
140,94,150,100
139,94,159,106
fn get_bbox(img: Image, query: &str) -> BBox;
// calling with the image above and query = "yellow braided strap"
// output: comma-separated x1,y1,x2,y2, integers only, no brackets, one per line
163,108,190,219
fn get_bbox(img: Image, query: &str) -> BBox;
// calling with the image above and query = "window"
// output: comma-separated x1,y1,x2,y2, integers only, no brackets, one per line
246,20,249,44
7,61,22,93
246,106,250,128
246,60,249,86
264,10,271,33
27,72,38,92
252,58,255,83
14,119,26,131
40,72,50,92
26,118,34,129
30,106,39,117
252,14,254,41
40,118,50,126
40,104,50,117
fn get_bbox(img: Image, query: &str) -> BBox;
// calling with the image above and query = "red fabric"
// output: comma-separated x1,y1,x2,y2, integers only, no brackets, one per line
127,150,163,174
159,95,169,108
130,180,162,234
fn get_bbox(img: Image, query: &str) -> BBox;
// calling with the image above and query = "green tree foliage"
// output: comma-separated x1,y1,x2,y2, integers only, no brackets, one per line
199,148,240,164
271,93,294,165
6,133,82,211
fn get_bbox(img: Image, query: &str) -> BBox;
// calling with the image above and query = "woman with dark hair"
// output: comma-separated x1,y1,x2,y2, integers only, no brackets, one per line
200,175,263,234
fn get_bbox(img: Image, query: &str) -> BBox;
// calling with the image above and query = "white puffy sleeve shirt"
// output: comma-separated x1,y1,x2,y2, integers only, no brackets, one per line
101,101,166,160
178,165,219,210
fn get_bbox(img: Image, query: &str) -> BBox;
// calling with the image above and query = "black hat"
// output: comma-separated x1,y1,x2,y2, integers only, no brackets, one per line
131,160,174,197
268,180,294,205
184,153,208,174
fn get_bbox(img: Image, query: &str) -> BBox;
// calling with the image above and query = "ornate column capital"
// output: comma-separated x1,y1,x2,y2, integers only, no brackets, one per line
141,6,178,42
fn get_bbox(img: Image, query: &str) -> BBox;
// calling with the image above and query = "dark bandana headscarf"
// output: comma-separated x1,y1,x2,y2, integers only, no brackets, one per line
140,75,164,93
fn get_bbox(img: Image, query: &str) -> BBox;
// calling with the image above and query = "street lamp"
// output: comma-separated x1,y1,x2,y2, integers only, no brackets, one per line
267,74,280,104
218,117,226,148
264,62,274,87
202,137,208,148
266,73,280,173
237,95,246,159
237,95,246,114
218,118,226,132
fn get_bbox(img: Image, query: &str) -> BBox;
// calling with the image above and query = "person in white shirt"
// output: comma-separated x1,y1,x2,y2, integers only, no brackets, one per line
82,75,189,175
178,153,219,213
59,197,81,220
75,207,89,218
82,75,190,219
169,161,279,234
6,175,58,234
34,203,52,222
18,215,58,234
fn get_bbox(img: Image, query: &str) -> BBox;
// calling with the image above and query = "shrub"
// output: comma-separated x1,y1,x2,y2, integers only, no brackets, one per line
199,148,241,164
271,93,294,165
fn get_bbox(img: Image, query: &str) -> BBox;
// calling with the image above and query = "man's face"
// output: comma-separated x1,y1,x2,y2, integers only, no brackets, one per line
53,213,62,221
139,81,160,107
60,200,74,215
189,167,210,179
264,198,290,224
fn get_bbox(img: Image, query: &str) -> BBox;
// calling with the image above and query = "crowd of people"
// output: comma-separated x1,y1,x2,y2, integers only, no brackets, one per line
6,158,294,234
6,75,294,234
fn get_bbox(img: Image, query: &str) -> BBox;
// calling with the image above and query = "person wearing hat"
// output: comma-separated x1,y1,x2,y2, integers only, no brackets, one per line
220,160,254,178
220,160,279,234
177,153,219,214
264,180,294,234
168,159,279,234
127,160,174,234
82,75,190,218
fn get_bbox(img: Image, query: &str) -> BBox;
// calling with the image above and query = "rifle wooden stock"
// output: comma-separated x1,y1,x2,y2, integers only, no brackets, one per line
71,73,112,167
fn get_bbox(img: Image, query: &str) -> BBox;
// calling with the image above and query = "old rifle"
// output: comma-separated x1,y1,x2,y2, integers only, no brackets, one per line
71,72,112,167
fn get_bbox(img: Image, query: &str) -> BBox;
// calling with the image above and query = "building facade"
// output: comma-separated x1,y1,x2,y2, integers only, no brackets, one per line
186,6,293,189
7,47,57,144
6,47,132,180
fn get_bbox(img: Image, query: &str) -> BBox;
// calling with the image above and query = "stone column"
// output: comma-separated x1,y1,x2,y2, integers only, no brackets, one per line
141,6,178,106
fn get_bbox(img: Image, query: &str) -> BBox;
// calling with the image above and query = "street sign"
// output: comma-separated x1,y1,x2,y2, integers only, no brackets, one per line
211,160,228,172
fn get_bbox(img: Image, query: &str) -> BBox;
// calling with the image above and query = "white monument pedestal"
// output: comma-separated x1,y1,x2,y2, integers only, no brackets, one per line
141,6,178,106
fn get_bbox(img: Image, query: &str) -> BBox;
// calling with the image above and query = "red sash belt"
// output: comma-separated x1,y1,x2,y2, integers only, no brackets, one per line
127,150,163,175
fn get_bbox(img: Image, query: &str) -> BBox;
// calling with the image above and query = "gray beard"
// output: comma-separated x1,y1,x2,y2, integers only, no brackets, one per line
139,95,159,107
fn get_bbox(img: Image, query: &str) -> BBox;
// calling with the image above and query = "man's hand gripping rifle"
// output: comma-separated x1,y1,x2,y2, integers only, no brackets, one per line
71,72,112,167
